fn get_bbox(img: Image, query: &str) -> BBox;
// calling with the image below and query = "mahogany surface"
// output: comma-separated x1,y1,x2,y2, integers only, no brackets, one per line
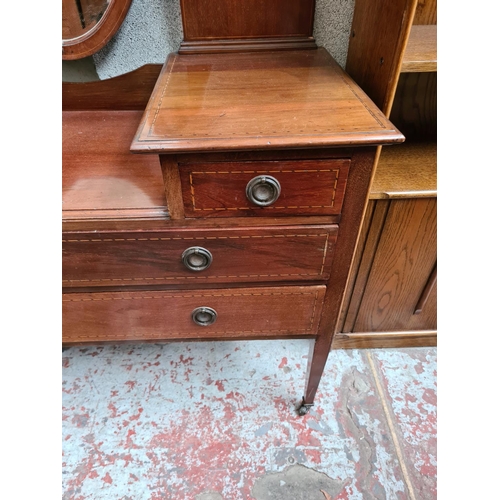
130,49,404,154
179,37,317,55
62,110,166,222
180,0,316,41
62,0,406,411
62,285,326,343
63,225,338,288
302,148,378,404
63,64,162,111
178,159,349,218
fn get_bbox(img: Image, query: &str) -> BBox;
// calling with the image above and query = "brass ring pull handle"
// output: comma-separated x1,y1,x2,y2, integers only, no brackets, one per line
246,175,281,206
191,307,217,326
182,247,213,271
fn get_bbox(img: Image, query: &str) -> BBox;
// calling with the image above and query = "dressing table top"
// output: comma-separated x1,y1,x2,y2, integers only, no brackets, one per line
130,48,404,154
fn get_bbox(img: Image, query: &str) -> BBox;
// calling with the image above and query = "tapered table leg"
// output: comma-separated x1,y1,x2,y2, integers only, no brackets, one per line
298,335,332,415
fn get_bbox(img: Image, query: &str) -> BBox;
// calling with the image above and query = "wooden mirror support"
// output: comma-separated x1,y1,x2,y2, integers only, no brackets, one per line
62,0,132,60
179,0,317,53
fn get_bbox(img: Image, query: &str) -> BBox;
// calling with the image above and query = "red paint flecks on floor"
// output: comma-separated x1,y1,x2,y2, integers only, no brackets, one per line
63,342,436,499
102,472,113,484
372,348,437,500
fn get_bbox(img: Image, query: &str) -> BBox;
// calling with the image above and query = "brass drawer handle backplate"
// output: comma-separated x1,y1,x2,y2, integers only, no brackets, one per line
191,307,218,326
246,175,281,206
182,247,213,271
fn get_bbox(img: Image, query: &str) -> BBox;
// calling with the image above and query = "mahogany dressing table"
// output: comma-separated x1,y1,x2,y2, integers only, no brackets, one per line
62,0,403,415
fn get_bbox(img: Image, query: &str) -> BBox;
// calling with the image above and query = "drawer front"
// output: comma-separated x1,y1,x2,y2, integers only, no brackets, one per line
63,225,337,288
179,159,350,217
62,285,326,344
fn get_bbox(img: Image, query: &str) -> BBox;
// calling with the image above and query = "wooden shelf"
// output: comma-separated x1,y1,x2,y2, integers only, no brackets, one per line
401,25,437,73
62,110,167,223
370,141,436,199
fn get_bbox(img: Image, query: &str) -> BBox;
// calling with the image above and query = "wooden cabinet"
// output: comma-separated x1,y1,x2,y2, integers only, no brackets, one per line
62,0,403,414
337,0,437,349
341,198,436,343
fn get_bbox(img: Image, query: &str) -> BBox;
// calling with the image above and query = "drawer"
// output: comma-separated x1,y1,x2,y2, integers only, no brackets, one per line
62,285,326,344
63,225,337,288
178,159,350,217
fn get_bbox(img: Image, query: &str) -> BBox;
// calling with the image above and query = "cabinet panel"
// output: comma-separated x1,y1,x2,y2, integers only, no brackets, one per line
62,225,338,287
353,198,437,332
179,159,350,218
62,285,325,344
390,72,437,140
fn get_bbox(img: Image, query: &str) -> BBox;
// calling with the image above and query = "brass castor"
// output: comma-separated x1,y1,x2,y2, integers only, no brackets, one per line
297,399,313,416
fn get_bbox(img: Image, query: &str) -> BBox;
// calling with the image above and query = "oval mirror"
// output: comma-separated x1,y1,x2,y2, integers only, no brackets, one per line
62,0,132,60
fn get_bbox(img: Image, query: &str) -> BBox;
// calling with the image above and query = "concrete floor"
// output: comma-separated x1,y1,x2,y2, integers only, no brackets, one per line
62,341,436,499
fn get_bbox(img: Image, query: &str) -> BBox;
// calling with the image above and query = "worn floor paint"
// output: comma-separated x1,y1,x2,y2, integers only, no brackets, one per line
369,348,437,500
62,341,436,499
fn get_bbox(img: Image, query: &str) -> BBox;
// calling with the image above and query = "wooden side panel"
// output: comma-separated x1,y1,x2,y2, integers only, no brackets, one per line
179,159,350,218
180,0,315,40
338,200,376,331
342,200,390,332
390,72,437,141
353,198,437,332
62,226,338,287
303,148,379,403
62,286,326,344
413,0,437,24
346,0,418,115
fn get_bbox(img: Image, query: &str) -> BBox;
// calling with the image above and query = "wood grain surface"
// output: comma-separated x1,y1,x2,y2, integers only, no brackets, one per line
352,198,437,332
303,148,378,403
180,0,315,40
413,0,437,24
401,25,437,73
179,37,317,54
63,225,338,288
63,110,167,221
341,200,390,333
62,285,326,344
333,330,437,349
63,64,163,111
370,141,436,198
346,0,418,115
130,49,404,154
178,159,350,218
390,72,437,140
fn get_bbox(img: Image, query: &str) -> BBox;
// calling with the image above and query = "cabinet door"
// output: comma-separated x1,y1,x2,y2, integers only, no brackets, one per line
352,198,437,332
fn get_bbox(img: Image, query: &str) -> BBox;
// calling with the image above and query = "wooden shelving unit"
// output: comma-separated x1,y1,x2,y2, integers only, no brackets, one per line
337,0,437,349
370,141,436,199
401,25,437,73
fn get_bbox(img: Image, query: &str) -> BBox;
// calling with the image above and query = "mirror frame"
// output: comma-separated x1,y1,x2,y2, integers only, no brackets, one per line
62,0,133,60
